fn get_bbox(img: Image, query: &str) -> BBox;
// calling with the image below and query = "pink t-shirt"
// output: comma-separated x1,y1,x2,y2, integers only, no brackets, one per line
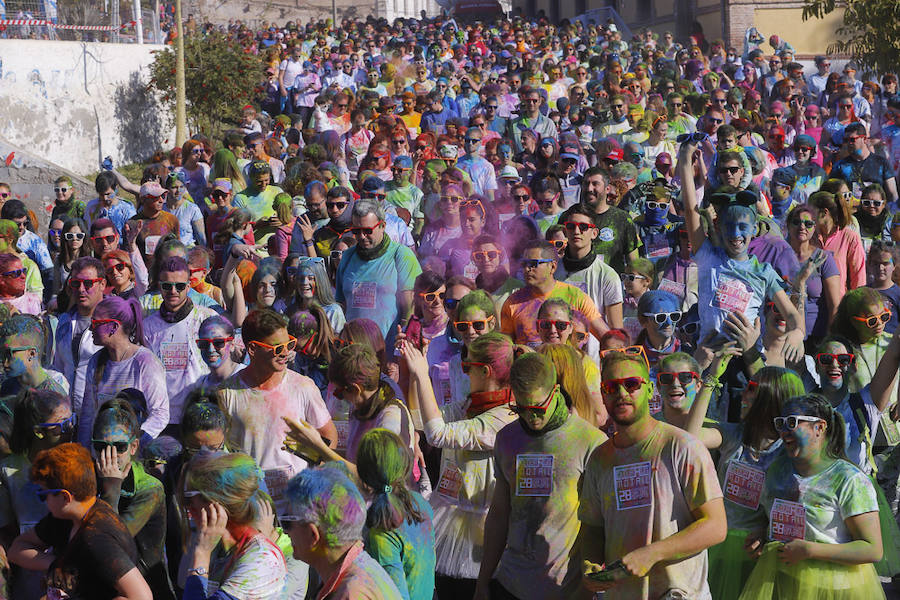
217,369,331,510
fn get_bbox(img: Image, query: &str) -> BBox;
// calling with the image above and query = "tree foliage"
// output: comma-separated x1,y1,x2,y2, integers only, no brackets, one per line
802,0,900,75
148,32,264,139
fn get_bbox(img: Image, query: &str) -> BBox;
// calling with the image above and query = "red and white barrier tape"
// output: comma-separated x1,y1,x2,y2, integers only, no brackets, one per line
0,18,140,31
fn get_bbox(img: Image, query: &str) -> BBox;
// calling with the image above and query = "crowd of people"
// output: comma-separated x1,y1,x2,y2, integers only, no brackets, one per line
1,9,900,600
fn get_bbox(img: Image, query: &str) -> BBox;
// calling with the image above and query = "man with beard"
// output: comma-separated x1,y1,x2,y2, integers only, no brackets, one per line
579,167,641,273
311,186,354,258
475,353,605,600
579,351,726,599
143,257,215,435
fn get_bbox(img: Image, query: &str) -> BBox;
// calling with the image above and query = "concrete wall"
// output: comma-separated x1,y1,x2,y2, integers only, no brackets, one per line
0,39,170,177
183,0,442,27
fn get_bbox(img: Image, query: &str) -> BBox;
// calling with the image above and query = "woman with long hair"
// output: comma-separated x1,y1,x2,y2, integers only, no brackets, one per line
535,298,606,426
397,332,517,598
438,196,496,278
359,137,393,180
785,204,842,340
92,398,172,599
410,271,450,345
0,389,73,598
281,255,345,333
102,249,144,301
811,191,865,291
538,342,603,428
208,148,246,192
176,140,211,204
77,296,168,445
288,304,335,396
739,394,885,600
356,428,436,599
52,217,91,298
830,287,892,391
213,208,254,272
178,452,287,598
685,366,805,600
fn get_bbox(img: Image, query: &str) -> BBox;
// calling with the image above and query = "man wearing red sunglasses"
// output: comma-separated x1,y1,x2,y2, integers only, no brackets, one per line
476,353,605,600
216,308,336,513
581,351,726,598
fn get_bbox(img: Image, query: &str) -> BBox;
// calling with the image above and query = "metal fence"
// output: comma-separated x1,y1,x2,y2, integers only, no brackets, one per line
0,0,162,42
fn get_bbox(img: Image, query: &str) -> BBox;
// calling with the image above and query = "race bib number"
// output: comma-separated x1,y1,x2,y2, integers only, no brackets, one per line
769,498,806,542
711,275,752,314
724,461,766,510
144,234,161,256
463,262,480,280
264,467,293,505
648,240,672,259
438,379,452,406
350,281,377,309
658,278,685,298
334,420,350,451
160,342,190,371
437,463,463,500
881,411,900,446
515,453,553,497
649,389,663,414
614,461,652,510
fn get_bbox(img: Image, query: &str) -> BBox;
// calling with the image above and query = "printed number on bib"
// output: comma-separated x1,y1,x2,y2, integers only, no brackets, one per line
711,275,751,314
351,281,377,309
144,235,161,256
724,461,765,510
515,453,553,496
658,278,686,298
614,461,652,510
264,467,294,505
437,463,463,500
334,420,350,452
769,498,806,542
160,341,190,371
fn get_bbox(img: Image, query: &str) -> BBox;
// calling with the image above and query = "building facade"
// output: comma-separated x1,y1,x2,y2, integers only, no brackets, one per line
512,0,843,56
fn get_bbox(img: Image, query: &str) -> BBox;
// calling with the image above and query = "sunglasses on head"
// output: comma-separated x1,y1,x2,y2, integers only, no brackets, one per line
852,309,891,328
92,439,132,454
774,415,823,432
509,384,558,415
197,337,234,351
250,336,297,356
454,316,494,333
816,352,855,367
600,376,647,395
68,277,103,290
419,291,445,303
657,371,698,386
160,281,188,293
350,221,385,236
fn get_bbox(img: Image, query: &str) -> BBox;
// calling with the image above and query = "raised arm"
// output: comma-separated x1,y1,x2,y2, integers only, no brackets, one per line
677,140,706,254
871,328,900,412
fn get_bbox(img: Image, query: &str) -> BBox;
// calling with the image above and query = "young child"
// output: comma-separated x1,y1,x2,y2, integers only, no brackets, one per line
621,257,655,341
868,240,900,334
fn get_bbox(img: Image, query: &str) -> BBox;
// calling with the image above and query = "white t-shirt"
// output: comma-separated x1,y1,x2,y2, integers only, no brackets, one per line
579,422,722,600
556,255,624,360
279,57,305,90
144,305,216,424
78,346,169,444
217,369,331,512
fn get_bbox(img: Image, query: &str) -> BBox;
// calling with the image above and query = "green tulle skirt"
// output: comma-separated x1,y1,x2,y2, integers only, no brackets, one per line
709,529,757,600
738,542,885,600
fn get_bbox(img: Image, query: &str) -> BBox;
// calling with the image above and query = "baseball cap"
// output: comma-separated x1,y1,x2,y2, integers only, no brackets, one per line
362,177,386,193
560,146,580,161
393,155,413,169
605,148,624,162
212,178,233,193
794,134,817,150
139,182,166,198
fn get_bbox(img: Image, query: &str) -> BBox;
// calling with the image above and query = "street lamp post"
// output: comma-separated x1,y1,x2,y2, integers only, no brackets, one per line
174,0,187,146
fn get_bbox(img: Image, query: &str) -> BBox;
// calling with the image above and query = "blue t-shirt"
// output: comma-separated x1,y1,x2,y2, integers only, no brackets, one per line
335,241,422,342
695,240,787,342
878,284,900,334
365,492,436,600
